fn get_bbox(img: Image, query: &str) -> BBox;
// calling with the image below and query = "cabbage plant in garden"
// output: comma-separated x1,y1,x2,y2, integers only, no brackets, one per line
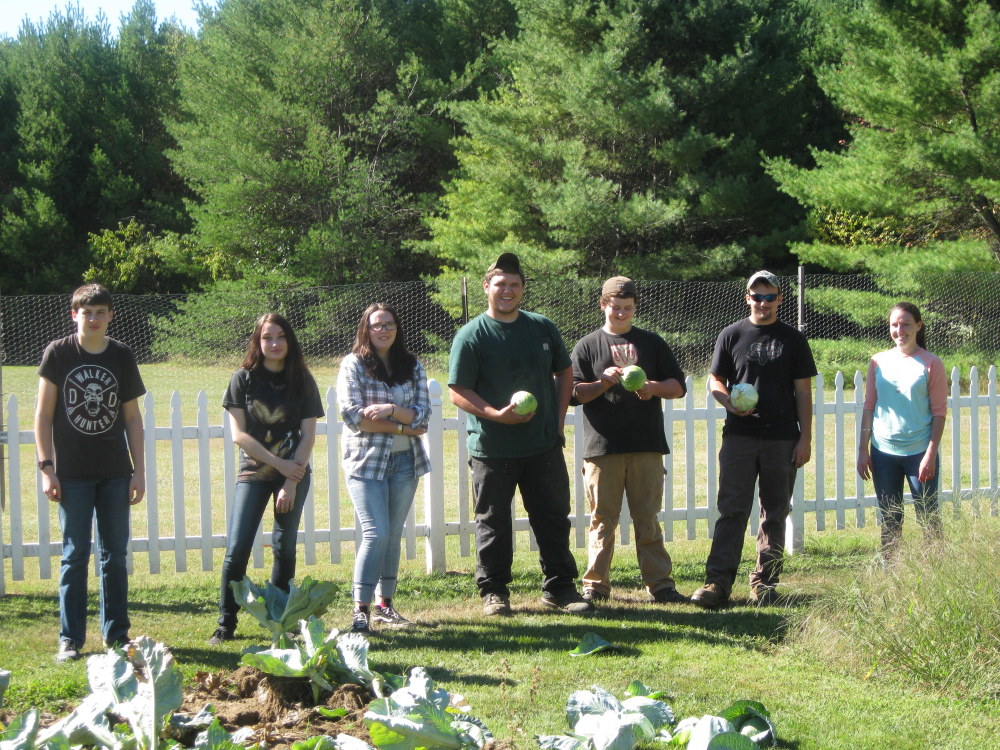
230,576,339,648
534,684,776,750
240,616,402,703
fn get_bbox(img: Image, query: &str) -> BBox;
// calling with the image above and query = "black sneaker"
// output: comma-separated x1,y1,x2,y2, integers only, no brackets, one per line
482,593,512,616
372,603,412,627
541,590,595,614
351,608,371,634
651,587,690,605
582,588,609,602
56,639,81,663
207,628,234,646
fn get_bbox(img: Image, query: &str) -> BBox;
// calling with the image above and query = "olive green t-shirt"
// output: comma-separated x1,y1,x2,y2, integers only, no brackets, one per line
448,310,571,458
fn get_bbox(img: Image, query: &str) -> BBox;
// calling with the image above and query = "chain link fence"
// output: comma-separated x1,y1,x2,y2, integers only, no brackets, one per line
3,272,1000,408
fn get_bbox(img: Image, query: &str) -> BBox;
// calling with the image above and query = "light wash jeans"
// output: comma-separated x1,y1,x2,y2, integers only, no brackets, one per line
347,450,419,604
58,476,132,648
217,474,310,631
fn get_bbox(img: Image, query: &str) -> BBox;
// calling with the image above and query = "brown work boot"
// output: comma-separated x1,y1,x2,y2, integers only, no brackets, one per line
690,583,728,610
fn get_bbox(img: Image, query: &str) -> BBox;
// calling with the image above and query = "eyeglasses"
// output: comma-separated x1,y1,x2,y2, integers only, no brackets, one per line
370,322,397,332
749,293,779,302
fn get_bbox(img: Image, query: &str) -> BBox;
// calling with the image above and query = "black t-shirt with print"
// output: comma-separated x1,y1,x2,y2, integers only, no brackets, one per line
37,335,146,480
571,326,686,459
710,318,817,440
222,367,325,481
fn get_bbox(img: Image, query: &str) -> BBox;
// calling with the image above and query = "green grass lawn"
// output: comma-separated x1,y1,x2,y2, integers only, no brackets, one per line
2,527,999,749
4,362,1000,748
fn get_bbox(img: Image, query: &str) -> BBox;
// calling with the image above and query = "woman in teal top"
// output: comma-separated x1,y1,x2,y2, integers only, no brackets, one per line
857,302,947,555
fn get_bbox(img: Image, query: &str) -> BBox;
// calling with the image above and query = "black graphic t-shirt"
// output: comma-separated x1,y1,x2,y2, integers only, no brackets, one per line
710,318,817,440
222,367,325,481
571,327,686,458
38,335,146,480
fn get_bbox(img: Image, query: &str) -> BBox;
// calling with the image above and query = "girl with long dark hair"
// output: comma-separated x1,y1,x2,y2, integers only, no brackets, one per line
209,313,324,644
337,303,430,633
857,302,946,555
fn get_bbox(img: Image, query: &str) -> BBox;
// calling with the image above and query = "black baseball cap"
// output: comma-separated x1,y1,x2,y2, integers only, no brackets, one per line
488,252,523,275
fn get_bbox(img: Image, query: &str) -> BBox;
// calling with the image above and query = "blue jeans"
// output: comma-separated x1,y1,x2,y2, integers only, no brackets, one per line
870,445,941,549
347,451,419,604
218,474,310,631
58,477,132,647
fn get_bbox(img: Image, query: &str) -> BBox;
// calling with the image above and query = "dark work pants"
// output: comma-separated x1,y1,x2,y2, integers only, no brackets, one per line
470,443,579,599
704,434,797,597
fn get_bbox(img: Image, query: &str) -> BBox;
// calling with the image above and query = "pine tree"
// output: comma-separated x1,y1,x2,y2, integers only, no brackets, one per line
422,0,836,280
768,0,1000,264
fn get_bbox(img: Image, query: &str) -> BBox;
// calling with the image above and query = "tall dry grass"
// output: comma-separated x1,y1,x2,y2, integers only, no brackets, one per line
791,508,1000,701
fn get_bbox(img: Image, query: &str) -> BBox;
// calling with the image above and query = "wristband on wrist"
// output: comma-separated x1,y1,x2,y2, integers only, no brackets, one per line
397,423,404,434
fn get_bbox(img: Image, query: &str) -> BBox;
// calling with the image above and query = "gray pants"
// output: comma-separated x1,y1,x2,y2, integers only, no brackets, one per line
704,434,797,597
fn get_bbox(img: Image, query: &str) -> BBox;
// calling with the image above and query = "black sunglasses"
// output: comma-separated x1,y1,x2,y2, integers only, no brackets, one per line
749,293,779,302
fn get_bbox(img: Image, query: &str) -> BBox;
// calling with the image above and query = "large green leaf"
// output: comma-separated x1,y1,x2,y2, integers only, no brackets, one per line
0,670,10,710
115,637,185,750
569,634,616,658
705,731,759,750
0,708,40,750
686,716,735,750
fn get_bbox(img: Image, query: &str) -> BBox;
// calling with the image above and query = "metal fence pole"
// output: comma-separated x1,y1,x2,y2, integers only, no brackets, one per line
461,277,468,326
798,265,805,333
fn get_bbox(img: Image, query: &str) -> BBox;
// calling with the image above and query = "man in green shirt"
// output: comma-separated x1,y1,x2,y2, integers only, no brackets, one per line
449,253,592,616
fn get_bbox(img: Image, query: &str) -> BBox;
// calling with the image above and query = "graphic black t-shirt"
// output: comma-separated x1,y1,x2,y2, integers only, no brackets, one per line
37,335,146,480
222,367,325,481
710,318,817,440
571,327,686,458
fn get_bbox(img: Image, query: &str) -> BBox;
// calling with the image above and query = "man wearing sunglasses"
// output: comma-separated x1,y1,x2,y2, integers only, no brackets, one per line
691,270,816,609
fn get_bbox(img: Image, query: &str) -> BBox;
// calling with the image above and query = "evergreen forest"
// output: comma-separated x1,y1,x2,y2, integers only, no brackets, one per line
2,0,1000,295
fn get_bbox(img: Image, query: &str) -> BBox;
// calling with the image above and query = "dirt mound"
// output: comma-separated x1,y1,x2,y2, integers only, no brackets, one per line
176,667,375,749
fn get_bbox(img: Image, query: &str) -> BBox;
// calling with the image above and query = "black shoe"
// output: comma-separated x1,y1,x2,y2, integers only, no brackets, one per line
56,640,81,663
372,603,412,627
482,593,512,616
651,587,690,604
105,637,130,651
582,588,609,602
207,628,234,646
351,608,371,634
541,590,595,614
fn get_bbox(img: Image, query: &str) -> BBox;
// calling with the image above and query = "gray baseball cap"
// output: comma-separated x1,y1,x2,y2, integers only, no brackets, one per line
746,270,781,291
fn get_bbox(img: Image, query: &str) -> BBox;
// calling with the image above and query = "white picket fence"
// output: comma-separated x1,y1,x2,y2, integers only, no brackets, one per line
2,368,999,596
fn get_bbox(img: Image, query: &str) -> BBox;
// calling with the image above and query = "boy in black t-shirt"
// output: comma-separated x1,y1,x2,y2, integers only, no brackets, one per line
571,277,689,604
35,284,146,663
690,271,816,609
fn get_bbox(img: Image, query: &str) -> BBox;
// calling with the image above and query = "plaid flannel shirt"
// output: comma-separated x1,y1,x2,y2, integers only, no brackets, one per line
336,353,432,480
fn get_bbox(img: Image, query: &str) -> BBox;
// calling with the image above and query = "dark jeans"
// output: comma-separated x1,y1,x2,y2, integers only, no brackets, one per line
58,477,132,647
705,434,797,597
870,445,940,550
218,474,310,631
471,443,579,599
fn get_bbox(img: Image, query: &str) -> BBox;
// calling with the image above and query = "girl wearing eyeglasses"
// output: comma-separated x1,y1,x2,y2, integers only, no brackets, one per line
857,302,946,556
336,303,431,633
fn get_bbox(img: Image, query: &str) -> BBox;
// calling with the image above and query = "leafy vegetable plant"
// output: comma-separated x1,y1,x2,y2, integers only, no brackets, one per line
36,637,183,750
231,576,339,648
240,617,399,703
364,667,492,750
536,684,675,750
